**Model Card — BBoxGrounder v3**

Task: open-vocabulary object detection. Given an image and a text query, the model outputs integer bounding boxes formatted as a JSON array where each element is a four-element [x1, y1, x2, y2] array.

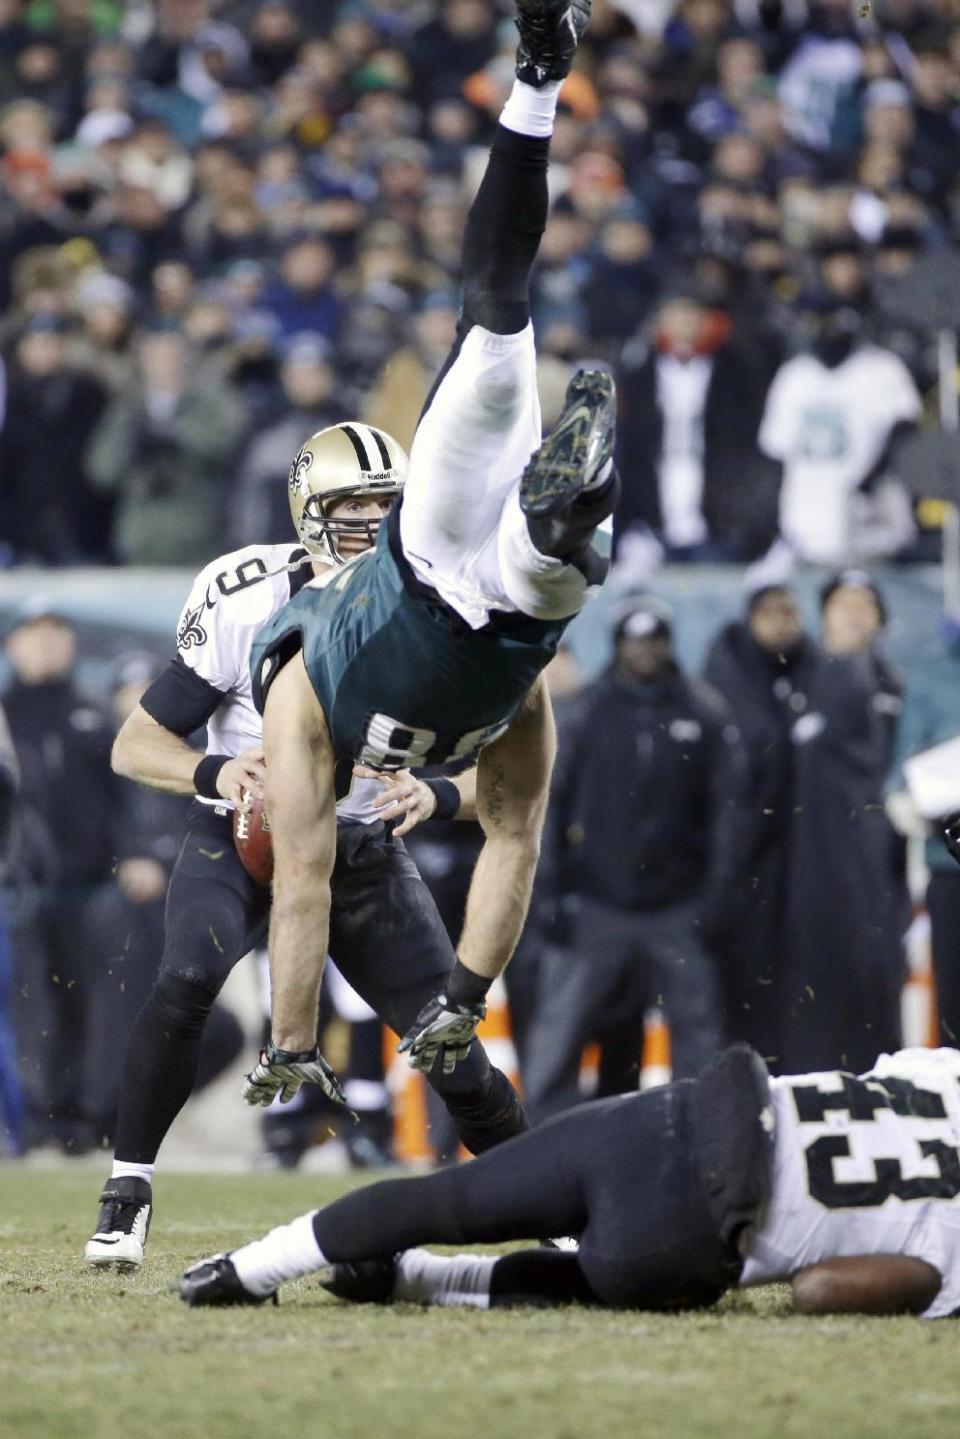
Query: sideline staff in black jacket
[[522, 597, 749, 1119], [704, 584, 903, 1073], [3, 602, 115, 1151]]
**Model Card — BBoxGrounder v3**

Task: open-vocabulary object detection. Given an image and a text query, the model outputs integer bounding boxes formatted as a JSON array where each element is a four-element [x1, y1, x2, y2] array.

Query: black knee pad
[[444, 1067, 529, 1156], [150, 973, 218, 1038]]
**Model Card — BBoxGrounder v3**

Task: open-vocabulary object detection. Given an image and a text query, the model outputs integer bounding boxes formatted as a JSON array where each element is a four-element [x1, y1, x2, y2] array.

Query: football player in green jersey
[[242, 0, 619, 1108]]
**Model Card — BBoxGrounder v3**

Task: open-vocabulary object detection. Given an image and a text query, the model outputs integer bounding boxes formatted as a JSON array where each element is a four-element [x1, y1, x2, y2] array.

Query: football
[[233, 790, 273, 887]]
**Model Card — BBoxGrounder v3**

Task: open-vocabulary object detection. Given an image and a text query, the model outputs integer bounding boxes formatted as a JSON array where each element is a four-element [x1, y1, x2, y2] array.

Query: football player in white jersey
[[84, 424, 528, 1271], [182, 1043, 960, 1318]]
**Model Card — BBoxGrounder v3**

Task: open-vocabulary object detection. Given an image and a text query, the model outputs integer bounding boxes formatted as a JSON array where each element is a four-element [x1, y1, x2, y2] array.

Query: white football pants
[[400, 323, 600, 630]]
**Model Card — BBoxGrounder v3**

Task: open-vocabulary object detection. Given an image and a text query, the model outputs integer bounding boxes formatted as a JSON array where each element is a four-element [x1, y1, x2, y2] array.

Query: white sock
[[500, 78, 561, 138], [230, 1212, 325, 1298], [111, 1160, 155, 1186], [583, 456, 614, 492], [394, 1248, 496, 1309]]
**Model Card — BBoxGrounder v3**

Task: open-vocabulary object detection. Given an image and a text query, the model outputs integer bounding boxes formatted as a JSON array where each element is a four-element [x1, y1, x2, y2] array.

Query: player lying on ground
[[181, 1043, 960, 1319], [243, 0, 618, 1113]]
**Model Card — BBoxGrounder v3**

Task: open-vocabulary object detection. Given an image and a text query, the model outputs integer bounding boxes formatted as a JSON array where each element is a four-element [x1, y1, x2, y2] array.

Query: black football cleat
[[179, 1253, 277, 1307], [515, 0, 591, 89], [520, 369, 616, 520], [85, 1177, 153, 1270], [319, 1256, 398, 1305]]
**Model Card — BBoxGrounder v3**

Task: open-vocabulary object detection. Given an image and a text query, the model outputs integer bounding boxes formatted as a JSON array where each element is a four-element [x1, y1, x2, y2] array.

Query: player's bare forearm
[[452, 765, 478, 821], [112, 703, 265, 805], [791, 1256, 941, 1315], [262, 654, 337, 1052], [267, 881, 333, 1051], [457, 832, 541, 980], [457, 676, 556, 981], [111, 705, 204, 793]]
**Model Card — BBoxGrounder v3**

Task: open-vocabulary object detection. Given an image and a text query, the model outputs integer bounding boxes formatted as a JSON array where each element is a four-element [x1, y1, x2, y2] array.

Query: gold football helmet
[[288, 422, 408, 565]]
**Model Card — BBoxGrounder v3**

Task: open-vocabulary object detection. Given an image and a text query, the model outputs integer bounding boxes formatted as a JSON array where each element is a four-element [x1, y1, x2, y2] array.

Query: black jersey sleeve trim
[[251, 623, 344, 794], [251, 624, 306, 716], [140, 657, 227, 737]]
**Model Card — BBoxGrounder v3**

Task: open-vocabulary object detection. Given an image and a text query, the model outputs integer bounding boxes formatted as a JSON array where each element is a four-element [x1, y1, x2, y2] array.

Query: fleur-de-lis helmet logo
[[289, 445, 313, 495]]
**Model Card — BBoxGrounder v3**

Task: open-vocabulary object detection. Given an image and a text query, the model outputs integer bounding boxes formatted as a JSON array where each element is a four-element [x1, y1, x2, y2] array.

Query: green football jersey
[[251, 516, 564, 789]]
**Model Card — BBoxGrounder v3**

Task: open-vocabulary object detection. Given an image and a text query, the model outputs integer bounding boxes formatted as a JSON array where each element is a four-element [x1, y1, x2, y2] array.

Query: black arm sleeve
[[139, 656, 226, 737]]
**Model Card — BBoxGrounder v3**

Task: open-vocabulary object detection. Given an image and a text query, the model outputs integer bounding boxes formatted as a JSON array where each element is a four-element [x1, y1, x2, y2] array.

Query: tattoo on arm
[[485, 763, 506, 830], [512, 681, 542, 728]]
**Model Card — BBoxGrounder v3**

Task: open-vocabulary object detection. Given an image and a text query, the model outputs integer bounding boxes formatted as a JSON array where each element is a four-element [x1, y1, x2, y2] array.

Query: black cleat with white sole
[[319, 1256, 398, 1305], [515, 0, 592, 89], [85, 1177, 153, 1270], [520, 369, 616, 520], [179, 1253, 277, 1307]]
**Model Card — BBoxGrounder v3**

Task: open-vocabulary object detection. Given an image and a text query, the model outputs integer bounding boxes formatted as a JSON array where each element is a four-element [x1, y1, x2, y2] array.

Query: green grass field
[[0, 1168, 956, 1439]]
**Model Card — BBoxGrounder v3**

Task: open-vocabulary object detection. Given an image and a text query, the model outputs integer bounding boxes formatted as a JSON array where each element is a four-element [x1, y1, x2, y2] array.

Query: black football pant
[[313, 1080, 736, 1310], [522, 896, 725, 1122], [83, 882, 244, 1147], [113, 804, 525, 1164]]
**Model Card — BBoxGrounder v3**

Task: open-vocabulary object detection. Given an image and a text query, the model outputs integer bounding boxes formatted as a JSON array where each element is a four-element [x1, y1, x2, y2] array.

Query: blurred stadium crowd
[[0, 0, 958, 568], [0, 0, 959, 1164]]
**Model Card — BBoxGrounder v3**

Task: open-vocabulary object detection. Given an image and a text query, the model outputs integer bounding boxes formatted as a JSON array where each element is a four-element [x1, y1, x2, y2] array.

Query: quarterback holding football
[[87, 0, 617, 1270], [83, 423, 522, 1269]]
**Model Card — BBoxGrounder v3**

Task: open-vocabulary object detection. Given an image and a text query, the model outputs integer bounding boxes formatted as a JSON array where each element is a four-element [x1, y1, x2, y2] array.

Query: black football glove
[[241, 1041, 350, 1109], [398, 994, 487, 1076], [942, 812, 960, 867]]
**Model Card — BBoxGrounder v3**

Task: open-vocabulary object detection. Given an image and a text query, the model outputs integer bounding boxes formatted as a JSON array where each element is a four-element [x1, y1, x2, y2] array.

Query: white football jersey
[[759, 346, 920, 565], [175, 543, 381, 823], [740, 1048, 960, 1318]]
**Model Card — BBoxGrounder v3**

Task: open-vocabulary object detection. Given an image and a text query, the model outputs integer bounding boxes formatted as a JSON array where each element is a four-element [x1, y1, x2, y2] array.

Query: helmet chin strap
[[254, 544, 369, 590], [242, 531, 370, 587], [297, 522, 338, 568]]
